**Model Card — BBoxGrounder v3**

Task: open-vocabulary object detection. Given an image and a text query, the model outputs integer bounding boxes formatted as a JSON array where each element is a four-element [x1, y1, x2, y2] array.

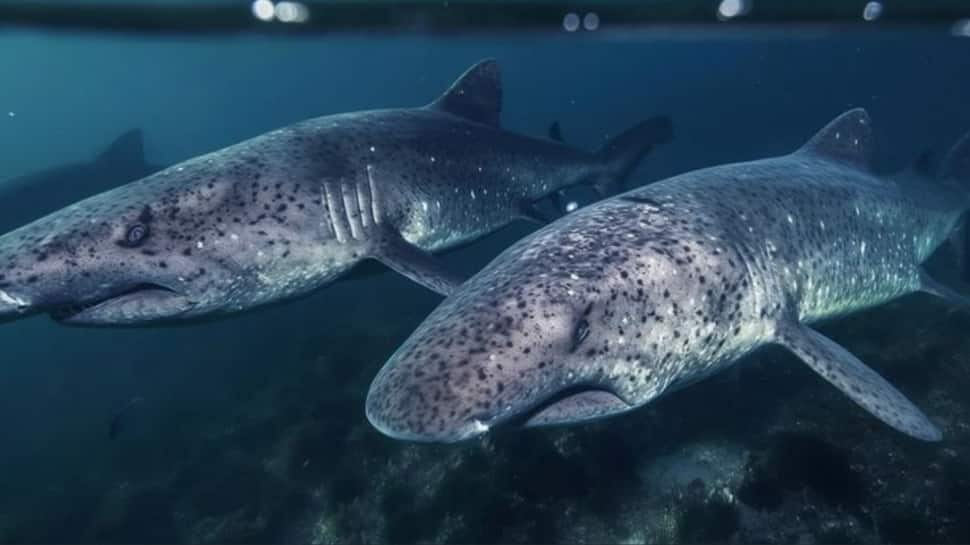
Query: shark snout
[[365, 343, 582, 443], [0, 234, 202, 326], [366, 295, 605, 442], [0, 271, 198, 326], [365, 346, 507, 443], [0, 210, 215, 326], [365, 354, 632, 443], [365, 395, 493, 443], [365, 296, 644, 442], [0, 287, 33, 320]]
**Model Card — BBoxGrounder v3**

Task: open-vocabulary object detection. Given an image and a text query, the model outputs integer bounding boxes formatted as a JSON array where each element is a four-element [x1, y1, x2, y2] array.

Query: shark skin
[[0, 129, 162, 234], [0, 59, 672, 326], [366, 109, 970, 444]]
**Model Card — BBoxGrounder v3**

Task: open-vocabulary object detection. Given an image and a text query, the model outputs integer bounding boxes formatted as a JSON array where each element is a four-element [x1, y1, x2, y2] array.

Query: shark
[[0, 129, 162, 234], [0, 59, 671, 325], [366, 108, 970, 443]]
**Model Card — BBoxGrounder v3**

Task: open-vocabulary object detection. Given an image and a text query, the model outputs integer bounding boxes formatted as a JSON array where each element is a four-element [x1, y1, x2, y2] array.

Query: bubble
[[6, 111, 14, 118], [862, 1, 883, 21], [565, 201, 579, 213], [251, 0, 275, 21], [583, 12, 600, 31], [275, 1, 309, 23], [562, 12, 580, 32], [952, 19, 970, 37], [717, 0, 748, 20]]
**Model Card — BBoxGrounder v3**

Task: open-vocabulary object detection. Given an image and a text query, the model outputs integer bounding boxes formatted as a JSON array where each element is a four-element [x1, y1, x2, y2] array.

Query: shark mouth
[[511, 384, 633, 429], [49, 283, 184, 323]]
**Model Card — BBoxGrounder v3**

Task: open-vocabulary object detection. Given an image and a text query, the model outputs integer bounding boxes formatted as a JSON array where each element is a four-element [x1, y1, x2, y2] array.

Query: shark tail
[[591, 116, 673, 197], [941, 130, 970, 282]]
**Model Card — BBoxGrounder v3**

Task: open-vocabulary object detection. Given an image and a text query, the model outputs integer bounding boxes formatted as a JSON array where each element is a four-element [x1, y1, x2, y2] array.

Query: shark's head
[[366, 264, 645, 443], [0, 156, 272, 326], [366, 201, 702, 442]]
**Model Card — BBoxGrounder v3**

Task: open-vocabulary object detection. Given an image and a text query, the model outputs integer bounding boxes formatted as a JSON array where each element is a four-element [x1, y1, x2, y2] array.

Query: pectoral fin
[[774, 322, 942, 441], [374, 231, 465, 296]]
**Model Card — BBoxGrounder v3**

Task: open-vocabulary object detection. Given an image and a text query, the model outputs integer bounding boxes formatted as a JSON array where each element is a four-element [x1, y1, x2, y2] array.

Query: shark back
[[614, 109, 964, 324]]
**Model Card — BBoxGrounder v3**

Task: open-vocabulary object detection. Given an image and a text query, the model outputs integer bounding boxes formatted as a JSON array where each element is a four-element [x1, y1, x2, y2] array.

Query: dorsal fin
[[548, 121, 564, 142], [426, 59, 501, 127], [797, 108, 873, 169], [97, 128, 145, 166]]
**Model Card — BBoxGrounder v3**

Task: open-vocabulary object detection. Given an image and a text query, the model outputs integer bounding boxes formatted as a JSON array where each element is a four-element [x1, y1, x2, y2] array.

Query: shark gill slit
[[324, 181, 348, 244], [320, 183, 338, 242], [341, 181, 361, 240], [366, 165, 382, 225], [356, 176, 372, 229]]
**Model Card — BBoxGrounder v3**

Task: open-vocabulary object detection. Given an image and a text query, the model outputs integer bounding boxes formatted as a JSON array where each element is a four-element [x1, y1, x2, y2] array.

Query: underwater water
[[1, 7, 970, 544]]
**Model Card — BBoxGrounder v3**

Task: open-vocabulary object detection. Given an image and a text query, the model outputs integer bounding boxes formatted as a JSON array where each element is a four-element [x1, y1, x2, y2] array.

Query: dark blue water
[[0, 25, 969, 543]]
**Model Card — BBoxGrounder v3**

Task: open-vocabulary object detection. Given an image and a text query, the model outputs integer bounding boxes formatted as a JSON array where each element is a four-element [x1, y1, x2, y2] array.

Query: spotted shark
[[366, 108, 970, 443], [0, 59, 671, 325], [0, 129, 162, 234]]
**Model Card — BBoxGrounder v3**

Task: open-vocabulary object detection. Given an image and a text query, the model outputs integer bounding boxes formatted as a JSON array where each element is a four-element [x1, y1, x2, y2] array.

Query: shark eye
[[570, 303, 594, 353], [571, 319, 590, 353], [120, 223, 149, 247]]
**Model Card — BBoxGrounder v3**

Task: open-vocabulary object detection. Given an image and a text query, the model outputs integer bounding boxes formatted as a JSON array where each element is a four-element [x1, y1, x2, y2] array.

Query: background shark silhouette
[[0, 129, 163, 234]]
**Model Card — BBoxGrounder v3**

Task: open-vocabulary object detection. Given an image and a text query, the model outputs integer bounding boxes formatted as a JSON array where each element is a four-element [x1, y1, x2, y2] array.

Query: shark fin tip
[[98, 128, 146, 166], [798, 108, 873, 169], [427, 59, 502, 127]]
